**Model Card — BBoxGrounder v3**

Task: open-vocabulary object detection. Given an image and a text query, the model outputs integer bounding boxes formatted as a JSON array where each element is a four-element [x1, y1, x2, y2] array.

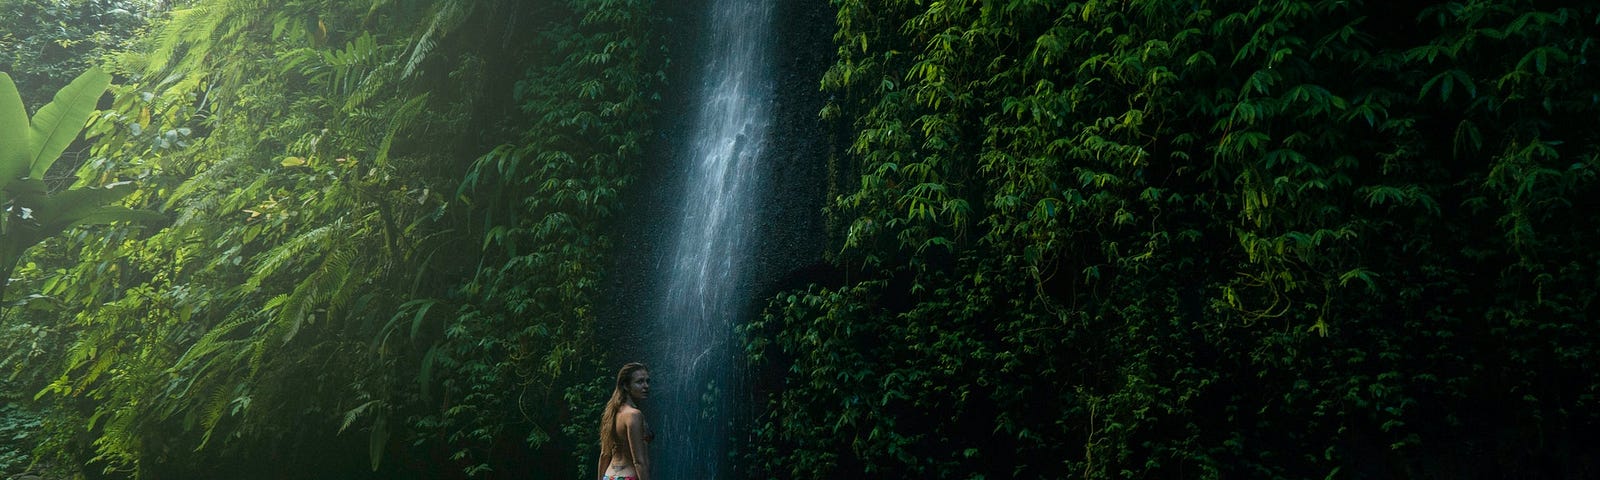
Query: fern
[[245, 223, 338, 289]]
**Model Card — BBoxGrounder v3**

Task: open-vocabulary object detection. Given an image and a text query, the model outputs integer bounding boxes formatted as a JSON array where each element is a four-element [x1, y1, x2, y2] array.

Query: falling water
[[654, 0, 775, 479]]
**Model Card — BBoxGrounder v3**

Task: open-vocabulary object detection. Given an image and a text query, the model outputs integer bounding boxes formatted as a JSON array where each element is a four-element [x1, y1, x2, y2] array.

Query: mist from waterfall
[[653, 0, 776, 478]]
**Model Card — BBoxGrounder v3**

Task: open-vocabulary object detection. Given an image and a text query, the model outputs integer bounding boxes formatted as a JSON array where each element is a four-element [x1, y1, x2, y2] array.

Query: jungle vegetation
[[2, 0, 662, 477], [743, 0, 1600, 479], [0, 0, 1597, 479]]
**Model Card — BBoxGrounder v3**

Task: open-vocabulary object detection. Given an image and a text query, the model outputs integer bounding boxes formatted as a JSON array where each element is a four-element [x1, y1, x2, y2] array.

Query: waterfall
[[654, 0, 776, 478]]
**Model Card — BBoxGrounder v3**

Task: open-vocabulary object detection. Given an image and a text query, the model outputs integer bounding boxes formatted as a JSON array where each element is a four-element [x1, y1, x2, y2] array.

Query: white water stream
[[654, 0, 776, 478]]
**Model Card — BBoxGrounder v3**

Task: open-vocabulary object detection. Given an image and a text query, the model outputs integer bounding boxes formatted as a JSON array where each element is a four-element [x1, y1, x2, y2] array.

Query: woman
[[598, 362, 653, 480]]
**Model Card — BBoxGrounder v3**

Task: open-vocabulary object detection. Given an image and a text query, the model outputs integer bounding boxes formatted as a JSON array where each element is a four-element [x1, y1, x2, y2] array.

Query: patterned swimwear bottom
[[603, 476, 637, 480]]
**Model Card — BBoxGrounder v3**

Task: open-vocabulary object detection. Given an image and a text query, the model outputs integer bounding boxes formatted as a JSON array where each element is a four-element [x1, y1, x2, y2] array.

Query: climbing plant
[[745, 1, 1600, 479], [434, 0, 665, 476]]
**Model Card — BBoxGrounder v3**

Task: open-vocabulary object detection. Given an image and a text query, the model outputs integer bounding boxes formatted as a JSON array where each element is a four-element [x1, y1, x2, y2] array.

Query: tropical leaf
[[0, 74, 30, 187], [25, 67, 111, 179]]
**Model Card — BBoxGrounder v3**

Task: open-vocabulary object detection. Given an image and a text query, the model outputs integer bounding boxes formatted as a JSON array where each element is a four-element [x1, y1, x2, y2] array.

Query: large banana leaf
[[0, 74, 30, 189], [26, 68, 111, 179]]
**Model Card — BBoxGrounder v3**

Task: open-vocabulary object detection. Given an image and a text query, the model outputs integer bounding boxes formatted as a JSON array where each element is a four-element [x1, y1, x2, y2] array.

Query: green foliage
[[0, 403, 41, 474], [748, 0, 1600, 478], [429, 0, 665, 476], [0, 0, 153, 109], [0, 0, 670, 478], [0, 0, 669, 478], [0, 67, 161, 302], [20, 0, 455, 466]]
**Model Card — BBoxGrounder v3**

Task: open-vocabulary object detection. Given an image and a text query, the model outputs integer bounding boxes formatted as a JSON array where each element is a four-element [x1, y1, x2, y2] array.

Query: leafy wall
[[744, 0, 1600, 478]]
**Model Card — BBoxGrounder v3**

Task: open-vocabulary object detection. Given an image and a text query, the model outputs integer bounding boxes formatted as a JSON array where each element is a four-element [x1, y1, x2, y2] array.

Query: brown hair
[[599, 362, 648, 456]]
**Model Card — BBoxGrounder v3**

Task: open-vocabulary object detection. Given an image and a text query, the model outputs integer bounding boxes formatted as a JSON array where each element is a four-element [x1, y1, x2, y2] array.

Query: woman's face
[[625, 369, 651, 402]]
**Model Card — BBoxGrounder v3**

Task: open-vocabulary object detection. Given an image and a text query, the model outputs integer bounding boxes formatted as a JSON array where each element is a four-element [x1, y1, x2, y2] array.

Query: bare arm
[[597, 449, 612, 480], [623, 411, 651, 480]]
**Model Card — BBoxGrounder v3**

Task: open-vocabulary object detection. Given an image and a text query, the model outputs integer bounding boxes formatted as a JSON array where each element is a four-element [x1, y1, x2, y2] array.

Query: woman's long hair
[[600, 362, 649, 456]]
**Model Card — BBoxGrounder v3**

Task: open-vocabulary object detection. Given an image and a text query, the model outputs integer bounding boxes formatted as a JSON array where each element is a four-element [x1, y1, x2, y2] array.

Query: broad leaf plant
[[0, 68, 160, 301]]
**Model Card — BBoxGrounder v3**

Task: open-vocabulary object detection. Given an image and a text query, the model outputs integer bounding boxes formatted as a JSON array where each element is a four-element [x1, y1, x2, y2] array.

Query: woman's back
[[598, 363, 651, 480], [610, 406, 646, 465]]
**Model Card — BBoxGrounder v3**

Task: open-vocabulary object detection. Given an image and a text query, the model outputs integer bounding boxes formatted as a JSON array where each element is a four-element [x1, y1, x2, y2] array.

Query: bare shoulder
[[617, 406, 644, 426]]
